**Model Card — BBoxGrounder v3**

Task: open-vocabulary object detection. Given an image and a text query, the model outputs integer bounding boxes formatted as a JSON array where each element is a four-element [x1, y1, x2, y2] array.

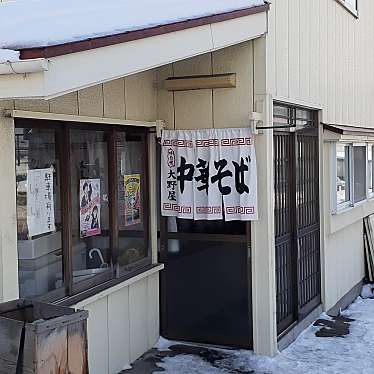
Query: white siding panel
[[309, 0, 320, 105], [129, 278, 149, 362], [319, 0, 328, 123], [326, 0, 336, 124], [334, 7, 343, 125], [324, 220, 365, 310], [288, 0, 300, 100], [275, 0, 289, 98], [299, 0, 310, 102], [271, 0, 374, 128], [108, 287, 131, 374], [84, 298, 109, 374], [147, 273, 160, 347], [267, 0, 277, 97]]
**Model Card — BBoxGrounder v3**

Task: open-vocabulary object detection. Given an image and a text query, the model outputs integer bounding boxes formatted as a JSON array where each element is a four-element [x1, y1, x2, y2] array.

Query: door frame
[[273, 103, 321, 335], [159, 216, 253, 348]]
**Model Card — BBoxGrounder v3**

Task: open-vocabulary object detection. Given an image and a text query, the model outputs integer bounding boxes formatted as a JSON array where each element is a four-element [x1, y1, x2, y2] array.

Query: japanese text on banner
[[161, 128, 258, 221]]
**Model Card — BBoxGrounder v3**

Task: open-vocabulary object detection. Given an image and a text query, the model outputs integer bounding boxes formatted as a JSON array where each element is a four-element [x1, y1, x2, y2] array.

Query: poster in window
[[124, 174, 141, 226], [79, 179, 101, 238], [27, 168, 56, 237]]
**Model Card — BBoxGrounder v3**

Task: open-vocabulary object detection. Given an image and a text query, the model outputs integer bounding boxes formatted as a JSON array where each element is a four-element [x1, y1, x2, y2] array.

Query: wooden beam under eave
[[164, 73, 236, 91]]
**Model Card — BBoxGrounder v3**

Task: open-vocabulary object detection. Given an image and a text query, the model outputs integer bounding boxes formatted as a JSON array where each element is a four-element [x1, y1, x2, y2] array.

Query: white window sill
[[335, 198, 367, 215], [73, 263, 164, 309], [329, 198, 374, 234]]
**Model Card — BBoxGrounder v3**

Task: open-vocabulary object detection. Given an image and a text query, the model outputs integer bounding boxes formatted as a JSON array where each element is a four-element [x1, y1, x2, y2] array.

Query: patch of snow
[[0, 49, 20, 63], [158, 297, 374, 373], [155, 337, 176, 351], [158, 355, 230, 374], [361, 284, 374, 299], [0, 0, 265, 50]]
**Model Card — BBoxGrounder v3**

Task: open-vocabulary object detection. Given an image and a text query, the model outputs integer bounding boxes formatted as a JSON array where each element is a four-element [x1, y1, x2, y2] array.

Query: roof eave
[[18, 3, 269, 60]]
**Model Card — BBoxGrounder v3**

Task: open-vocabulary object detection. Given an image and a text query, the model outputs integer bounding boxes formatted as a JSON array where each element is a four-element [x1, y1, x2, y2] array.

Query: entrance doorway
[[160, 219, 252, 348], [273, 104, 321, 334]]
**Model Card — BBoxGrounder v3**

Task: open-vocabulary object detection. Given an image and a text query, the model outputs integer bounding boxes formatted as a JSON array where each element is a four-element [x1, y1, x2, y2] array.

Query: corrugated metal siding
[[269, 0, 374, 127]]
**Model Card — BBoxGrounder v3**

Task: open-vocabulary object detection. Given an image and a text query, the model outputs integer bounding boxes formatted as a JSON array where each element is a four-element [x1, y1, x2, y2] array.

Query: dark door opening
[[160, 219, 253, 348], [273, 104, 321, 335]]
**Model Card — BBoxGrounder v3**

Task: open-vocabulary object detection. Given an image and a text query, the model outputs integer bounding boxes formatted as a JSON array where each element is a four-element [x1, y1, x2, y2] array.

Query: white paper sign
[[161, 128, 258, 221], [27, 168, 55, 237]]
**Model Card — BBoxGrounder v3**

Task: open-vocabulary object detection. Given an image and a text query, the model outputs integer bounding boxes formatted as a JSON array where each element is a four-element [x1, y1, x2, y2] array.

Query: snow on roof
[[0, 0, 265, 63], [0, 49, 20, 63]]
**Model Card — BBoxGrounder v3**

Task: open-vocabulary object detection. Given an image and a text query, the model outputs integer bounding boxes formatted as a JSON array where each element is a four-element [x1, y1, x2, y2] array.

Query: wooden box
[[0, 299, 89, 374]]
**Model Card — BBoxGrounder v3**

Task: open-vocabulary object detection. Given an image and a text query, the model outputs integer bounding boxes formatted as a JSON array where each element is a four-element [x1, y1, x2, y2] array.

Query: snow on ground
[[361, 283, 374, 299], [0, 0, 265, 51], [157, 296, 374, 374]]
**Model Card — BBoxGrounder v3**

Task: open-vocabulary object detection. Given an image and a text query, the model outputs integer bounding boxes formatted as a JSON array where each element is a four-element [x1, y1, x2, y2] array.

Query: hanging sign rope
[[161, 128, 258, 221]]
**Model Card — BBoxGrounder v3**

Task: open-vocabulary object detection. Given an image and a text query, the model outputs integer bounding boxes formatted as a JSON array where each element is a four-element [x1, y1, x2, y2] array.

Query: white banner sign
[[161, 128, 258, 221], [27, 168, 55, 237]]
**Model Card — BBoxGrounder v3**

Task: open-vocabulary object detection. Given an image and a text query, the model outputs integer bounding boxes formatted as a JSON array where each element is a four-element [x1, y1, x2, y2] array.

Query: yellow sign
[[124, 174, 141, 226]]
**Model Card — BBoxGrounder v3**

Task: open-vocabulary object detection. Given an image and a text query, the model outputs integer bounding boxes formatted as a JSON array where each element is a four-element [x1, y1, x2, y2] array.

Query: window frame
[[335, 0, 358, 17], [15, 118, 152, 302], [368, 145, 374, 199], [332, 141, 374, 214], [332, 142, 352, 212], [352, 144, 367, 204]]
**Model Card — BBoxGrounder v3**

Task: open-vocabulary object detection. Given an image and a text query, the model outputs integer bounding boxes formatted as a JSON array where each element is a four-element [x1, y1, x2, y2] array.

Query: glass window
[[273, 105, 291, 131], [336, 143, 350, 205], [116, 131, 150, 274], [15, 122, 152, 301], [70, 129, 112, 285], [15, 127, 64, 299], [353, 146, 366, 203], [368, 146, 373, 197]]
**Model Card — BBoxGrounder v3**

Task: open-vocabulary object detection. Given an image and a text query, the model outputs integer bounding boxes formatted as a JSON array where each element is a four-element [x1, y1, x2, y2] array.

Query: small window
[[15, 127, 64, 299], [368, 146, 373, 197], [333, 142, 373, 213], [116, 132, 150, 274], [353, 146, 366, 203], [70, 129, 112, 286], [15, 121, 152, 302], [336, 143, 350, 206]]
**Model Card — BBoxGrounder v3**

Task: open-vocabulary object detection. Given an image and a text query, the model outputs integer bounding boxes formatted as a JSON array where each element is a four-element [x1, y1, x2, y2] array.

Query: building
[[0, 0, 372, 372]]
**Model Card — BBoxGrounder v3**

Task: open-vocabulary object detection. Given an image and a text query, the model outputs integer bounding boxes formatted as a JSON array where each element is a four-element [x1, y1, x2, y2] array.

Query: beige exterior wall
[[268, 0, 374, 127], [1, 69, 158, 121], [156, 41, 255, 130], [269, 0, 369, 314]]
